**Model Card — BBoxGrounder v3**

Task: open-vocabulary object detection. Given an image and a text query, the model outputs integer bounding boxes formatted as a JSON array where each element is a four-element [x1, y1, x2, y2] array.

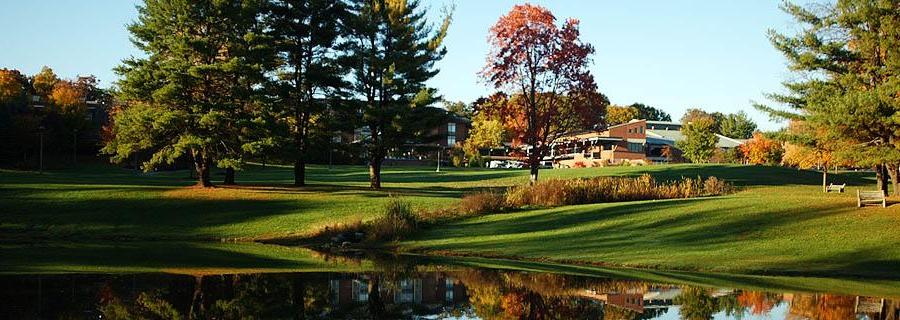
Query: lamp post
[[38, 125, 45, 174], [436, 146, 442, 172]]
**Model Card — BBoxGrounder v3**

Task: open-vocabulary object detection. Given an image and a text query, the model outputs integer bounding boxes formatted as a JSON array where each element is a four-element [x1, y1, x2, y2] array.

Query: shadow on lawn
[[0, 242, 355, 274], [410, 194, 900, 279], [0, 186, 323, 241]]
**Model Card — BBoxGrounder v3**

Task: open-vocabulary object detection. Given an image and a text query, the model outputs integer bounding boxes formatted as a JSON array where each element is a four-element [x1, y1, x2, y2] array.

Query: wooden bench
[[858, 190, 886, 208], [826, 183, 846, 193]]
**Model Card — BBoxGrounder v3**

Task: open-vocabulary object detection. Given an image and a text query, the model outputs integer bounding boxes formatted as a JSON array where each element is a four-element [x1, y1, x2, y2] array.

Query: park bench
[[857, 190, 886, 208], [826, 183, 846, 193]]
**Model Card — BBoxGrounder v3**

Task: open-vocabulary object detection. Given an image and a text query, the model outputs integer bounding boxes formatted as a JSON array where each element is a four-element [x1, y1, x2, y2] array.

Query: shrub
[[459, 190, 508, 215], [506, 174, 732, 207], [368, 198, 418, 242]]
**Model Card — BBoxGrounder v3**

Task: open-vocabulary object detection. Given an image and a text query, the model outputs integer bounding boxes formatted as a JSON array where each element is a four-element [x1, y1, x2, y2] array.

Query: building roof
[[647, 129, 746, 148]]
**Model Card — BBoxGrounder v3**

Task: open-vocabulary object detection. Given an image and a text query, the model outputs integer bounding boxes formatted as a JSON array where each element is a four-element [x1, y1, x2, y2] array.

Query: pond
[[1, 243, 898, 319]]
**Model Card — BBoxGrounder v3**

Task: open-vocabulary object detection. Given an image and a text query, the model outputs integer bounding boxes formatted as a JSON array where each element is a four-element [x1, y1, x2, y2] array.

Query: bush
[[368, 198, 418, 242], [459, 191, 508, 215], [506, 174, 732, 207]]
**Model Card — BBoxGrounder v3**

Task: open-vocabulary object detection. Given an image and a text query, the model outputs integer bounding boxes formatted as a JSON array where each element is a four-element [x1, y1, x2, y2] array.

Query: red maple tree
[[480, 4, 605, 183]]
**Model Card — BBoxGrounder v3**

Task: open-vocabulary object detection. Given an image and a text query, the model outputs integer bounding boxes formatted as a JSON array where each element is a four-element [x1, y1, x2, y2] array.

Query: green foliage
[[31, 66, 59, 97], [761, 0, 900, 192], [443, 100, 472, 118], [109, 0, 270, 185], [630, 102, 672, 122], [341, 0, 453, 187], [720, 111, 757, 139], [678, 116, 719, 163]]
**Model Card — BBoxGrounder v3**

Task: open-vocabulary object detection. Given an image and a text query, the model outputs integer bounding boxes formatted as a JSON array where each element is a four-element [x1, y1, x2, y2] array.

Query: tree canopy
[[481, 3, 606, 183]]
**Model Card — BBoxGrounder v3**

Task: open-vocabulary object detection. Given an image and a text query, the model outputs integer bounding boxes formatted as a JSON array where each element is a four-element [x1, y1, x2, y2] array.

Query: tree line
[[103, 0, 452, 188], [0, 67, 111, 168]]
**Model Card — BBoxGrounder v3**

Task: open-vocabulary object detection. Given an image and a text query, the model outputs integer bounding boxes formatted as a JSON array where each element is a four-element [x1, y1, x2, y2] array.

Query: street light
[[436, 146, 442, 172]]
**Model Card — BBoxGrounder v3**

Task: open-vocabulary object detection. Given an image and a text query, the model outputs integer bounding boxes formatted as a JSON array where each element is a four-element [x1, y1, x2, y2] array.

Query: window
[[447, 122, 457, 145], [628, 142, 643, 153], [639, 126, 644, 133]]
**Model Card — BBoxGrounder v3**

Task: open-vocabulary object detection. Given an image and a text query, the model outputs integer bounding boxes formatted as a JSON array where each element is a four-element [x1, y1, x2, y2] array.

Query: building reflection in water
[[0, 270, 898, 319]]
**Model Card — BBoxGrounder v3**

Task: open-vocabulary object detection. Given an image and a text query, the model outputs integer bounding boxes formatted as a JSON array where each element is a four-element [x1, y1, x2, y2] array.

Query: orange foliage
[[0, 69, 25, 103], [50, 80, 86, 113], [737, 291, 779, 315], [739, 132, 783, 165]]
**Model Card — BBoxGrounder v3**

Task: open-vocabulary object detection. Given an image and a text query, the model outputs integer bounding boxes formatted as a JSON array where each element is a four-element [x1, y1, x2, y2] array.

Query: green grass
[[400, 165, 900, 279], [2, 162, 900, 278]]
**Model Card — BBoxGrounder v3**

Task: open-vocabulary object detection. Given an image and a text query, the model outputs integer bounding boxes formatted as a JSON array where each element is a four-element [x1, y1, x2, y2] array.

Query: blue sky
[[0, 0, 795, 130]]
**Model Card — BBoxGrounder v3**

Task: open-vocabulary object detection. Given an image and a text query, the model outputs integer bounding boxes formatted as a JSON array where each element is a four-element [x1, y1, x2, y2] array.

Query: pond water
[[2, 264, 898, 319]]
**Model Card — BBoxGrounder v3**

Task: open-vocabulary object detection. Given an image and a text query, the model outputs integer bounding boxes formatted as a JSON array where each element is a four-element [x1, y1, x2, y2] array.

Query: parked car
[[506, 161, 526, 169], [488, 160, 507, 169]]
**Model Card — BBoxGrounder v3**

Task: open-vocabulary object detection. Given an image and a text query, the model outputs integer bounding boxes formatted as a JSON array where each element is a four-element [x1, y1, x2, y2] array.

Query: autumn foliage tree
[[481, 4, 606, 183], [739, 132, 784, 165]]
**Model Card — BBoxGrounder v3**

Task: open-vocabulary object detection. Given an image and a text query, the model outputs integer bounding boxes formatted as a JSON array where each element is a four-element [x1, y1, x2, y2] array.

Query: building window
[[639, 126, 644, 133], [628, 142, 643, 153], [447, 122, 457, 145]]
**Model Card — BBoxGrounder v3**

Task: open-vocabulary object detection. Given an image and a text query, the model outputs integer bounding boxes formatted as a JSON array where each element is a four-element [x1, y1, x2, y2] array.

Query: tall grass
[[368, 198, 418, 242], [506, 174, 731, 207]]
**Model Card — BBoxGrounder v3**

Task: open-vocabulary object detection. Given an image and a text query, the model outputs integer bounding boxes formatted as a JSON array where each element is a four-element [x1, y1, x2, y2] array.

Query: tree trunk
[[369, 155, 382, 189], [224, 167, 235, 185], [822, 167, 828, 193], [294, 158, 305, 187], [888, 163, 899, 196], [875, 164, 889, 194], [193, 150, 212, 187], [528, 147, 541, 184]]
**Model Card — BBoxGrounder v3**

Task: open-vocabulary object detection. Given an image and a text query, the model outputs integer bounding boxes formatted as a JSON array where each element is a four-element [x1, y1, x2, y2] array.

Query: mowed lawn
[[3, 162, 900, 278], [400, 165, 900, 278]]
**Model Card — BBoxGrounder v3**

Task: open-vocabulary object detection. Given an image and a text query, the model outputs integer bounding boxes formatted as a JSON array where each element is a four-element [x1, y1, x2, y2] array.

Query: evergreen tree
[[341, 0, 452, 188], [719, 111, 757, 139], [106, 0, 268, 187], [266, 0, 347, 186], [759, 0, 900, 194]]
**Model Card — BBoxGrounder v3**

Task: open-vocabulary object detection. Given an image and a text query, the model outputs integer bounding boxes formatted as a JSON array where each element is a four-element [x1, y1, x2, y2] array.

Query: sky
[[0, 0, 797, 130]]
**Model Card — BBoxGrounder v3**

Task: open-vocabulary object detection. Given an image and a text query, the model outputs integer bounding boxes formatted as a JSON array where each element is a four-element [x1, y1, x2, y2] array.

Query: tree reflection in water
[[0, 270, 898, 319]]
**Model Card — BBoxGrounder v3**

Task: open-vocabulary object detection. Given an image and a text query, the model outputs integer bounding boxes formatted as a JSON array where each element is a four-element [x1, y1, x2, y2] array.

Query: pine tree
[[106, 0, 268, 187], [759, 0, 900, 194], [341, 0, 452, 189], [266, 0, 347, 187]]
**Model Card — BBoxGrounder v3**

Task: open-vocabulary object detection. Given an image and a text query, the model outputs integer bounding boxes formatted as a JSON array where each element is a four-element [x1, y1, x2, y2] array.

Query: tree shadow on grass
[[0, 242, 362, 274], [0, 188, 329, 241]]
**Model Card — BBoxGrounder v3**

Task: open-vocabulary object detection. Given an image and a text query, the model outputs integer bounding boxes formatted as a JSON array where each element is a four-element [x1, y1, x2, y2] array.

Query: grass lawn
[[2, 162, 900, 278], [400, 165, 900, 279]]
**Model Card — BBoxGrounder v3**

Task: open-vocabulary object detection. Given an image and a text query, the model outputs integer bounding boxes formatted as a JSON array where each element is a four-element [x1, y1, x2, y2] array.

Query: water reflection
[[2, 270, 898, 319]]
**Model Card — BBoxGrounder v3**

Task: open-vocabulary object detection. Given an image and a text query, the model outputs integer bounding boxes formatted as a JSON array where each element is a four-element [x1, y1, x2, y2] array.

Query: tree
[[740, 132, 783, 165], [31, 66, 59, 97], [442, 100, 472, 118], [481, 4, 605, 183], [681, 108, 724, 134], [0, 69, 27, 105], [463, 110, 506, 159], [267, 0, 347, 186], [720, 111, 757, 139], [342, 0, 452, 188], [760, 0, 900, 195], [677, 115, 718, 163], [630, 103, 671, 122], [106, 0, 268, 187], [606, 105, 638, 126], [49, 80, 85, 114]]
